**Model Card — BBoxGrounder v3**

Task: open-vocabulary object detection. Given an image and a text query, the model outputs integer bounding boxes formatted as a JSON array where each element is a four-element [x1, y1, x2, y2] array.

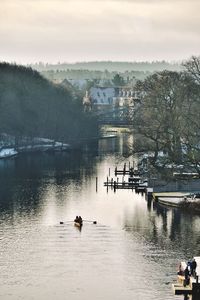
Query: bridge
[[94, 106, 135, 125], [83, 87, 141, 125]]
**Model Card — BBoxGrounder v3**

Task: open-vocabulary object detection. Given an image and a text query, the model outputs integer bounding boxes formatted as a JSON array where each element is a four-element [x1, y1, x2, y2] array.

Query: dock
[[104, 162, 149, 195], [104, 180, 147, 190], [114, 163, 140, 177], [172, 257, 200, 299], [172, 282, 192, 295], [172, 281, 200, 298]]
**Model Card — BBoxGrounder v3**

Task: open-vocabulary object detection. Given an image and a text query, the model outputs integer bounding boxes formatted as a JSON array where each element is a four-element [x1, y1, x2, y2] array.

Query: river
[[0, 132, 199, 300]]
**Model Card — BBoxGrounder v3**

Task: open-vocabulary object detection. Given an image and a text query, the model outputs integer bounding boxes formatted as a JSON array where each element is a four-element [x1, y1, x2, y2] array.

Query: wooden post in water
[[114, 180, 116, 192], [96, 177, 98, 192], [123, 163, 126, 175], [122, 176, 125, 187]]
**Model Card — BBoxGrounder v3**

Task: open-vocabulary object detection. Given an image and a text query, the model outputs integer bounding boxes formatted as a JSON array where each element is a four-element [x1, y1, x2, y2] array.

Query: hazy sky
[[0, 0, 199, 63]]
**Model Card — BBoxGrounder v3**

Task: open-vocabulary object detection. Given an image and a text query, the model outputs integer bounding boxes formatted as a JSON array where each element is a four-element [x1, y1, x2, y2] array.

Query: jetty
[[114, 163, 140, 176], [105, 162, 200, 205], [104, 162, 149, 194], [172, 257, 200, 299], [104, 179, 147, 190]]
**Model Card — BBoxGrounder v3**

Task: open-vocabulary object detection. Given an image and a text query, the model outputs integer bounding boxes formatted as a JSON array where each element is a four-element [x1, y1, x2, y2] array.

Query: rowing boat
[[74, 221, 83, 228]]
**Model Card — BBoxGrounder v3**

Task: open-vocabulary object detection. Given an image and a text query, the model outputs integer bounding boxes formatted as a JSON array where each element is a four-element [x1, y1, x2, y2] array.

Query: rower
[[74, 216, 79, 222], [78, 216, 83, 224]]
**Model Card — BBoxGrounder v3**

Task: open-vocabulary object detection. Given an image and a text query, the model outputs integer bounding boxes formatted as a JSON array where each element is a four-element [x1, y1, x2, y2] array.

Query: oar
[[83, 220, 97, 224], [60, 221, 74, 224], [60, 220, 97, 225]]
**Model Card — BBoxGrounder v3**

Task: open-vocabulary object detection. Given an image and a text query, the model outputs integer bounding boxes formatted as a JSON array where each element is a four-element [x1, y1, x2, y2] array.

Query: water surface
[[0, 134, 199, 300]]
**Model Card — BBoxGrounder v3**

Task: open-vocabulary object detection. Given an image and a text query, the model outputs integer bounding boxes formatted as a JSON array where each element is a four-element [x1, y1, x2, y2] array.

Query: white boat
[[0, 148, 18, 159], [154, 192, 200, 208]]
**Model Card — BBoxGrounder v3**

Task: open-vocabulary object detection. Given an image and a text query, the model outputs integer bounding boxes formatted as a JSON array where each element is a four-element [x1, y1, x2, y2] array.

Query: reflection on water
[[0, 133, 200, 300]]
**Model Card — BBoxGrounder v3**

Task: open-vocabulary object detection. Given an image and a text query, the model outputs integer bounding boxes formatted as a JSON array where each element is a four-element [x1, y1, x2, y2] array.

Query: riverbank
[[0, 133, 118, 158]]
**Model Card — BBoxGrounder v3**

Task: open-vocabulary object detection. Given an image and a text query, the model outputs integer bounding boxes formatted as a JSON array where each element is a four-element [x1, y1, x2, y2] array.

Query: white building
[[83, 86, 141, 112]]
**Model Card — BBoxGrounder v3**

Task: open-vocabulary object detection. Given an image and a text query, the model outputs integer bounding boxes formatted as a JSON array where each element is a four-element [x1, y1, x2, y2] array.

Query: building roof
[[90, 87, 116, 105]]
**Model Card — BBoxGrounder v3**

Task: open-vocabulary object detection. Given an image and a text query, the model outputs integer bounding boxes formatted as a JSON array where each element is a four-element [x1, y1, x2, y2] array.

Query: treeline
[[0, 63, 98, 146], [31, 60, 183, 85], [40, 69, 148, 83], [30, 61, 182, 72], [133, 56, 200, 174]]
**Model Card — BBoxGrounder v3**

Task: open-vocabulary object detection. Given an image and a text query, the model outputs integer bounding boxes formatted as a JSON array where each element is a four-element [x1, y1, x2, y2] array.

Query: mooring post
[[123, 163, 126, 175], [96, 177, 98, 192], [114, 180, 116, 192], [146, 188, 153, 201], [122, 176, 125, 186]]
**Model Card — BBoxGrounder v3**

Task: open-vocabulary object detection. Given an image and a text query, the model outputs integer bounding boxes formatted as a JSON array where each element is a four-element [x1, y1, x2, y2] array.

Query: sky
[[0, 0, 200, 64]]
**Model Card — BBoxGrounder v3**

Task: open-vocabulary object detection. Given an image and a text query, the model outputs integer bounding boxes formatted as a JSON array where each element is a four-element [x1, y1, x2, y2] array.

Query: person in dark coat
[[78, 216, 83, 225], [74, 216, 79, 222], [191, 259, 197, 277], [184, 266, 190, 286]]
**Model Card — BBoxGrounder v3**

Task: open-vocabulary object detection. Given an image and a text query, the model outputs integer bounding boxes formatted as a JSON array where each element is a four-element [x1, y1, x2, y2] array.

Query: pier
[[104, 180, 147, 190], [114, 163, 140, 176], [172, 257, 200, 299], [104, 162, 150, 196]]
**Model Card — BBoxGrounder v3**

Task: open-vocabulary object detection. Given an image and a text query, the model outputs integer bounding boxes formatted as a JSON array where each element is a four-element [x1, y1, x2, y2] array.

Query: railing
[[94, 107, 135, 125]]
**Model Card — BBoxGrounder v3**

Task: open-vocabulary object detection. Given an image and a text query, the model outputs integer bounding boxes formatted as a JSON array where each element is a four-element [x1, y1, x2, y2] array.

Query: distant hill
[[30, 61, 183, 85], [0, 63, 98, 145], [30, 61, 183, 73], [39, 69, 149, 84]]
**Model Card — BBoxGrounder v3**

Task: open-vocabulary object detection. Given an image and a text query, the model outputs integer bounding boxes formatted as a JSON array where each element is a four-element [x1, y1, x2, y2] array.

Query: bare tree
[[133, 70, 200, 173], [183, 56, 200, 84]]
